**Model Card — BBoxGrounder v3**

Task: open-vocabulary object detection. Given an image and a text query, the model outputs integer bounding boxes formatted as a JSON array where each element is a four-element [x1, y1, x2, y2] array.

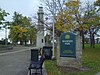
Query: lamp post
[[52, 17, 55, 59], [52, 1, 55, 59]]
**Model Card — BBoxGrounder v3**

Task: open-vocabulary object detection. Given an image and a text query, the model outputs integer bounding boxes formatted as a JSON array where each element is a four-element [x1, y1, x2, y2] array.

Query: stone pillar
[[37, 7, 44, 33], [57, 32, 82, 69], [36, 7, 45, 48]]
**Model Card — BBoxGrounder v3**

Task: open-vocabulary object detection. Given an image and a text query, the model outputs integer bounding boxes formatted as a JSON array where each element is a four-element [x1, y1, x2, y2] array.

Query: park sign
[[60, 32, 76, 58]]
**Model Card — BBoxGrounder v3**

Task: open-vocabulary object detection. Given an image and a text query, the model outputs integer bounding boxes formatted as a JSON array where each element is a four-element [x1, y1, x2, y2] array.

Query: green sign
[[60, 32, 76, 57]]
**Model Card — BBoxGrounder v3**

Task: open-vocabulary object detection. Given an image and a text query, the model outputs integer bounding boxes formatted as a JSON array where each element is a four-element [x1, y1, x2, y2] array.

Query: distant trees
[[0, 0, 99, 48], [0, 8, 9, 27], [81, 1, 100, 48], [9, 25, 28, 45], [9, 12, 36, 45], [84, 2, 100, 48], [94, 0, 100, 6], [0, 8, 10, 45], [46, 0, 100, 48], [0, 9, 37, 46]]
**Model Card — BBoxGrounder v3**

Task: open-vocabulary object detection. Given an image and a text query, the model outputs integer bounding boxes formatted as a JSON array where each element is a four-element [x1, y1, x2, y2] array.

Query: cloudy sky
[[0, 0, 96, 40], [0, 0, 40, 40], [0, 0, 40, 20]]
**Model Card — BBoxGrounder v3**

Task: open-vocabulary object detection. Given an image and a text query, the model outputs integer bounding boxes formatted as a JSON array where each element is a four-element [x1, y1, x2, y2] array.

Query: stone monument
[[36, 7, 45, 48], [57, 32, 82, 69]]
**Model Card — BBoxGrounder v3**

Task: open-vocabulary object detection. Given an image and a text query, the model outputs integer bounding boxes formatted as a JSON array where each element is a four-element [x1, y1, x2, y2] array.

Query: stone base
[[57, 57, 82, 69]]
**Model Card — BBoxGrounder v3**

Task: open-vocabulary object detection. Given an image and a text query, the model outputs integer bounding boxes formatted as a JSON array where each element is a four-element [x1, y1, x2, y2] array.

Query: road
[[0, 47, 33, 75]]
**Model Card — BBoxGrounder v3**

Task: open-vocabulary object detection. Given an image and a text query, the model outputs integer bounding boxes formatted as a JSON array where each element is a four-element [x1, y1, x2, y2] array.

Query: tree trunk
[[92, 33, 95, 48], [90, 30, 93, 47], [90, 30, 95, 48], [82, 32, 85, 49], [80, 30, 85, 49], [30, 40, 32, 45], [25, 40, 27, 46], [20, 40, 23, 45]]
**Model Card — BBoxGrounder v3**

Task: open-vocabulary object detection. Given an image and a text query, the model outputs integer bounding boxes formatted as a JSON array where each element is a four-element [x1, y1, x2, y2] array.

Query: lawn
[[44, 44, 100, 75]]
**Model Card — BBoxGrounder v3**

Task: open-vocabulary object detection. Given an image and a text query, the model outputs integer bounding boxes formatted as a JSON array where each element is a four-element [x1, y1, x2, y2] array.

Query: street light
[[52, 1, 55, 59], [52, 17, 55, 59]]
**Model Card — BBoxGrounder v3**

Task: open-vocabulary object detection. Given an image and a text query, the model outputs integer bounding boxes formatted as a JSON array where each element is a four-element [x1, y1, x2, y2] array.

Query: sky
[[0, 0, 96, 40], [0, 0, 40, 40], [0, 0, 40, 20]]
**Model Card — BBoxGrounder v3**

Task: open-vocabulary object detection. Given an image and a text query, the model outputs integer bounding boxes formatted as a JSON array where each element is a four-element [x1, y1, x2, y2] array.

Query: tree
[[40, 0, 100, 49], [9, 12, 36, 45], [40, 0, 66, 17], [55, 0, 100, 49], [73, 1, 100, 48], [0, 8, 9, 28], [83, 2, 100, 48], [0, 8, 9, 45], [39, 0, 67, 35], [28, 26, 36, 45], [9, 25, 28, 45], [55, 1, 80, 34], [94, 0, 100, 6], [11, 11, 23, 26]]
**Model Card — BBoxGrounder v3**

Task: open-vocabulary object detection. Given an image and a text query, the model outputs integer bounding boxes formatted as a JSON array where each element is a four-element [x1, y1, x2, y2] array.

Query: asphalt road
[[0, 47, 32, 75]]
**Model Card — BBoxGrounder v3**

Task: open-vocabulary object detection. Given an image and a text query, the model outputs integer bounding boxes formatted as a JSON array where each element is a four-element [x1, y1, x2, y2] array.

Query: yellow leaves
[[19, 28, 28, 38], [10, 25, 28, 39], [55, 12, 76, 32], [55, 0, 80, 33], [79, 24, 90, 31], [20, 27, 28, 33], [65, 0, 80, 8]]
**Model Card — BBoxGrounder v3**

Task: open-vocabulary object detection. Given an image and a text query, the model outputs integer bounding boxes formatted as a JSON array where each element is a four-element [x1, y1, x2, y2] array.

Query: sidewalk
[[27, 64, 47, 75]]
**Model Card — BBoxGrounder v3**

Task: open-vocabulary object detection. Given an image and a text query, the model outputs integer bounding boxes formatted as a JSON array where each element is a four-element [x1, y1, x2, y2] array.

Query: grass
[[44, 44, 100, 75]]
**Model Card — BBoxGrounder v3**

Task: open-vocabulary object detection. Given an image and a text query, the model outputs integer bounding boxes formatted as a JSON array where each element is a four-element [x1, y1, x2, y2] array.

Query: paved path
[[0, 46, 33, 54], [0, 49, 30, 75], [95, 72, 100, 75], [0, 47, 47, 75]]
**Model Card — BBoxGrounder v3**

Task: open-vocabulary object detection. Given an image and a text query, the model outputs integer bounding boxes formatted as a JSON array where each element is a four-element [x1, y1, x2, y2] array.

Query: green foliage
[[9, 12, 36, 45], [28, 26, 36, 44], [11, 11, 31, 27], [45, 44, 100, 75], [55, 1, 100, 34], [0, 8, 9, 26], [94, 0, 100, 26], [83, 5, 100, 27], [94, 0, 100, 6], [65, 0, 80, 8], [9, 25, 27, 43]]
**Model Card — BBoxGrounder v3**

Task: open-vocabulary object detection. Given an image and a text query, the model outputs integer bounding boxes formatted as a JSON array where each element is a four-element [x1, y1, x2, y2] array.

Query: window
[[42, 39, 43, 43]]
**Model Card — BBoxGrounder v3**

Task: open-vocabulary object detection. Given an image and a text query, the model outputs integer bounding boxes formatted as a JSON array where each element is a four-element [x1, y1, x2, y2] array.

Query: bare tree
[[40, 0, 67, 16]]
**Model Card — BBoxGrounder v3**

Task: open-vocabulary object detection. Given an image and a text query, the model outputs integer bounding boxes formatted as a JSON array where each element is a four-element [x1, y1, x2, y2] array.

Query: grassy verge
[[45, 44, 100, 75]]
